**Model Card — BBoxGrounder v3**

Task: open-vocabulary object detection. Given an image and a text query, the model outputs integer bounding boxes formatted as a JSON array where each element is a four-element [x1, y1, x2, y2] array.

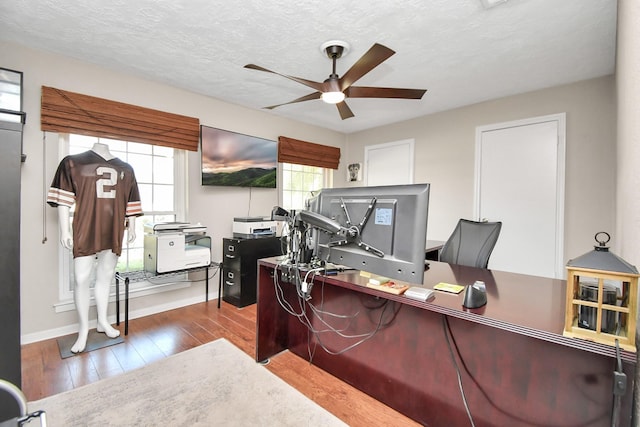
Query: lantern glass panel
[[621, 281, 631, 308], [600, 308, 619, 334]]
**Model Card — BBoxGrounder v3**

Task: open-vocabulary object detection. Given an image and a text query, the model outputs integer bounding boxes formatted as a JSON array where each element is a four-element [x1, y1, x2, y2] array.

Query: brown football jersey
[[47, 150, 143, 258]]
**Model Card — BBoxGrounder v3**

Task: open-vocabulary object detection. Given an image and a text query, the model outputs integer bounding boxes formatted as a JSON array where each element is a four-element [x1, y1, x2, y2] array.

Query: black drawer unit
[[221, 236, 282, 307]]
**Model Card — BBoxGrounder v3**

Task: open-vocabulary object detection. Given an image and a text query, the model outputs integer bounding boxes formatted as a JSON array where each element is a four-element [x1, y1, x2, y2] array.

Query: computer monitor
[[305, 183, 430, 284]]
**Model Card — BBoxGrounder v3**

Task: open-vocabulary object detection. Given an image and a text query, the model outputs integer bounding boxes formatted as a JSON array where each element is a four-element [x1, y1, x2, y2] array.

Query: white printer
[[232, 217, 277, 238], [144, 222, 211, 274]]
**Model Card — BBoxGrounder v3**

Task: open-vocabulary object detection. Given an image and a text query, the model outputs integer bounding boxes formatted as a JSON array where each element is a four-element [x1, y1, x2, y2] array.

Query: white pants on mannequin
[[58, 205, 135, 353], [71, 251, 120, 353]]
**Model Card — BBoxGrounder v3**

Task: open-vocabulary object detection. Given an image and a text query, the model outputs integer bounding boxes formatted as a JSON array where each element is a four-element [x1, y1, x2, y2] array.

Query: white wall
[[344, 75, 616, 266], [3, 39, 619, 343], [616, 1, 640, 264], [2, 41, 345, 341], [615, 0, 640, 416]]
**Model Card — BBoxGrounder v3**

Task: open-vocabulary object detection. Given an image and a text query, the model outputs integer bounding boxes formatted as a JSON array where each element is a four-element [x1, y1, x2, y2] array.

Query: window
[[0, 68, 23, 123], [280, 163, 330, 211], [58, 134, 187, 302]]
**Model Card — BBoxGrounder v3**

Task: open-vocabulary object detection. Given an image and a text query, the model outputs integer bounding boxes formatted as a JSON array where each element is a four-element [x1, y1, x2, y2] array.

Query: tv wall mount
[[325, 197, 385, 258]]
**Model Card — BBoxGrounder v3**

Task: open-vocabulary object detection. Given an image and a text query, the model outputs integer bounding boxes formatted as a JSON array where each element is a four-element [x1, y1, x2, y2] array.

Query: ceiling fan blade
[[339, 43, 395, 91], [264, 92, 322, 110], [346, 86, 427, 99], [244, 64, 324, 92], [336, 101, 355, 120]]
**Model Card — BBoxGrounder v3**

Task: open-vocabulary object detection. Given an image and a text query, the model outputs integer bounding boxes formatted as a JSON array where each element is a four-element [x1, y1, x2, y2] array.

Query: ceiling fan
[[244, 41, 427, 120]]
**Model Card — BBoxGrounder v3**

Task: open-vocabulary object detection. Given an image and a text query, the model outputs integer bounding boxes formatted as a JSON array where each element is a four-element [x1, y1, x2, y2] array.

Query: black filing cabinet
[[222, 236, 282, 307]]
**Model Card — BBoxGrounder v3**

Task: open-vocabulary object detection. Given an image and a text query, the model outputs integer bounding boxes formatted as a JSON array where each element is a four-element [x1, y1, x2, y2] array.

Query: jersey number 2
[[96, 166, 117, 199]]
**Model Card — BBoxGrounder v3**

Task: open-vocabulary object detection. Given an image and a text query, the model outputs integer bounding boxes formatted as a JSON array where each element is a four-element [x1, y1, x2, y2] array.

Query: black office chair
[[439, 219, 502, 268]]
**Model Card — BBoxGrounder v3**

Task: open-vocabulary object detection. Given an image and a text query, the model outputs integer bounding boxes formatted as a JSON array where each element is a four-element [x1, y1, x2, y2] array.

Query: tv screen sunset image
[[201, 126, 277, 188]]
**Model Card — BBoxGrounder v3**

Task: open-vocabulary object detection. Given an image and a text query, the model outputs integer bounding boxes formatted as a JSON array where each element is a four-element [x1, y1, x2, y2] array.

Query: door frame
[[364, 139, 414, 186], [474, 113, 566, 278]]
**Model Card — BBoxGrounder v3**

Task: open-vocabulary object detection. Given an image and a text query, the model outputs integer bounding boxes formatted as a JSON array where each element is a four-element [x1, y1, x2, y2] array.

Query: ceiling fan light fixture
[[321, 91, 345, 104], [245, 42, 426, 120], [320, 40, 350, 58]]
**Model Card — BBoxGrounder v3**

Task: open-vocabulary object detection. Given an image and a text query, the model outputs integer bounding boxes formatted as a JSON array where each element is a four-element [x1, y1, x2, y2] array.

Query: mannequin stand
[[56, 328, 124, 359]]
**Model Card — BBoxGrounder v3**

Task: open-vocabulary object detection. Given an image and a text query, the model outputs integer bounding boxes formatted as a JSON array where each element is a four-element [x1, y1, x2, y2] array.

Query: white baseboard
[[21, 291, 219, 345]]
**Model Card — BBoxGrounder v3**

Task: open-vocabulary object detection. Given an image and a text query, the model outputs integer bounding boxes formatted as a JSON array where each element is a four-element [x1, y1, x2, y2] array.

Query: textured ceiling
[[0, 0, 617, 133]]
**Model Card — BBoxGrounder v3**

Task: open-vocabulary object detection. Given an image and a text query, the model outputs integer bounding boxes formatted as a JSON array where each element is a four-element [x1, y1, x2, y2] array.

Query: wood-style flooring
[[21, 299, 418, 426]]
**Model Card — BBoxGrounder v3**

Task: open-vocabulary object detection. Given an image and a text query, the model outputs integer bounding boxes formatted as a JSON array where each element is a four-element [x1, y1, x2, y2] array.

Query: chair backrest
[[439, 219, 502, 268]]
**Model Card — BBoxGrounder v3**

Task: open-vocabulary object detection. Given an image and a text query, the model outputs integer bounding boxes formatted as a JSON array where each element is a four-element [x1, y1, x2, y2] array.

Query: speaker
[[462, 281, 487, 309]]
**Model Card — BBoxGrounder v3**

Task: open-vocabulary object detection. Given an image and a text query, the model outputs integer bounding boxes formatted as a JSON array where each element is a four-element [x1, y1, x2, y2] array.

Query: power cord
[[442, 315, 475, 427], [442, 315, 602, 427], [304, 293, 394, 357], [272, 257, 394, 360]]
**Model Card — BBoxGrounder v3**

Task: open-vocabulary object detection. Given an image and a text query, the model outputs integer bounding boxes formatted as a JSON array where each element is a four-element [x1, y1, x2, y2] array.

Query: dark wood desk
[[426, 239, 445, 261], [256, 258, 635, 427]]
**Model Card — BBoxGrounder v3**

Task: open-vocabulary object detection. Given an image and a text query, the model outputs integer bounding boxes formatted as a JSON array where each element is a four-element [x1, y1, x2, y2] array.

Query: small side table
[[114, 272, 131, 336], [115, 264, 213, 335]]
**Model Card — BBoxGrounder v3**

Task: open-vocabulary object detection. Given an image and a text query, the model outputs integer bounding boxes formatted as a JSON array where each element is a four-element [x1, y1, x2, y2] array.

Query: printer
[[233, 217, 278, 239], [144, 222, 211, 274]]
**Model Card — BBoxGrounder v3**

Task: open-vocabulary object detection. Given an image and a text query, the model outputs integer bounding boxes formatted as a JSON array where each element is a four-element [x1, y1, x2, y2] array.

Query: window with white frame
[[58, 134, 186, 301], [280, 163, 330, 211]]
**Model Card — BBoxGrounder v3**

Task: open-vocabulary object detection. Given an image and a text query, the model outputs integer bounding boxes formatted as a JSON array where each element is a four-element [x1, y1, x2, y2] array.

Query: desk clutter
[[405, 287, 435, 302], [360, 272, 435, 301], [365, 280, 410, 295], [361, 272, 409, 294], [433, 282, 465, 294], [360, 271, 471, 301]]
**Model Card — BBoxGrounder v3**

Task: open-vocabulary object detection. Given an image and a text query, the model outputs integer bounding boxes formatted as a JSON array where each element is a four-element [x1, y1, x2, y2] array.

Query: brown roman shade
[[41, 86, 200, 151], [277, 136, 341, 169]]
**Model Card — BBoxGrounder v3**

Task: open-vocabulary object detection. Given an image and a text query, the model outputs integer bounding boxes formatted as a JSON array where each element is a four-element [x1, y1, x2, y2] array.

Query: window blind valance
[[41, 86, 200, 151], [277, 136, 341, 169]]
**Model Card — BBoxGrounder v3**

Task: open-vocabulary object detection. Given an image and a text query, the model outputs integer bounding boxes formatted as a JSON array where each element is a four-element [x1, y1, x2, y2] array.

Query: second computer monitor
[[308, 183, 430, 284]]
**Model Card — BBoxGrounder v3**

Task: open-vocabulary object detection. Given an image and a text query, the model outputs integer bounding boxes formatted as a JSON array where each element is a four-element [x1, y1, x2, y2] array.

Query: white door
[[365, 139, 414, 186], [475, 114, 565, 278]]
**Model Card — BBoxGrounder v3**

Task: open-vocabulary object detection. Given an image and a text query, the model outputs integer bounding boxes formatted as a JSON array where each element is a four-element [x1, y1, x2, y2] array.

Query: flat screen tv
[[201, 125, 277, 188], [305, 183, 430, 284]]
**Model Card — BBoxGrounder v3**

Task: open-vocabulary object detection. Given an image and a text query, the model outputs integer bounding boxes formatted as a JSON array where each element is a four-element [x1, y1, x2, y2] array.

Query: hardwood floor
[[21, 299, 418, 426]]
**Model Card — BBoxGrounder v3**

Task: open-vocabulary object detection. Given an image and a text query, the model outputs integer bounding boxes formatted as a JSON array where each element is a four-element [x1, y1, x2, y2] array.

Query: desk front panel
[[257, 260, 634, 427]]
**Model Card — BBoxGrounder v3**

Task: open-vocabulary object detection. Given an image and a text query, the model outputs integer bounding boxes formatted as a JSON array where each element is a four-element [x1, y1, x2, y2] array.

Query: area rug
[[30, 338, 347, 426]]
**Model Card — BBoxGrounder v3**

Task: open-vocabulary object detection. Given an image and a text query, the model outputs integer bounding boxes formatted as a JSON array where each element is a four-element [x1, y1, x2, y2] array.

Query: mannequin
[[58, 205, 136, 352], [48, 142, 143, 353], [90, 142, 114, 161]]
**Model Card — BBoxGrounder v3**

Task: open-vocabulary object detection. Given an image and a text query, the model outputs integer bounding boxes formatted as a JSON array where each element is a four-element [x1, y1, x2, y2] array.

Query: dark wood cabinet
[[0, 121, 23, 419], [221, 237, 282, 307]]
